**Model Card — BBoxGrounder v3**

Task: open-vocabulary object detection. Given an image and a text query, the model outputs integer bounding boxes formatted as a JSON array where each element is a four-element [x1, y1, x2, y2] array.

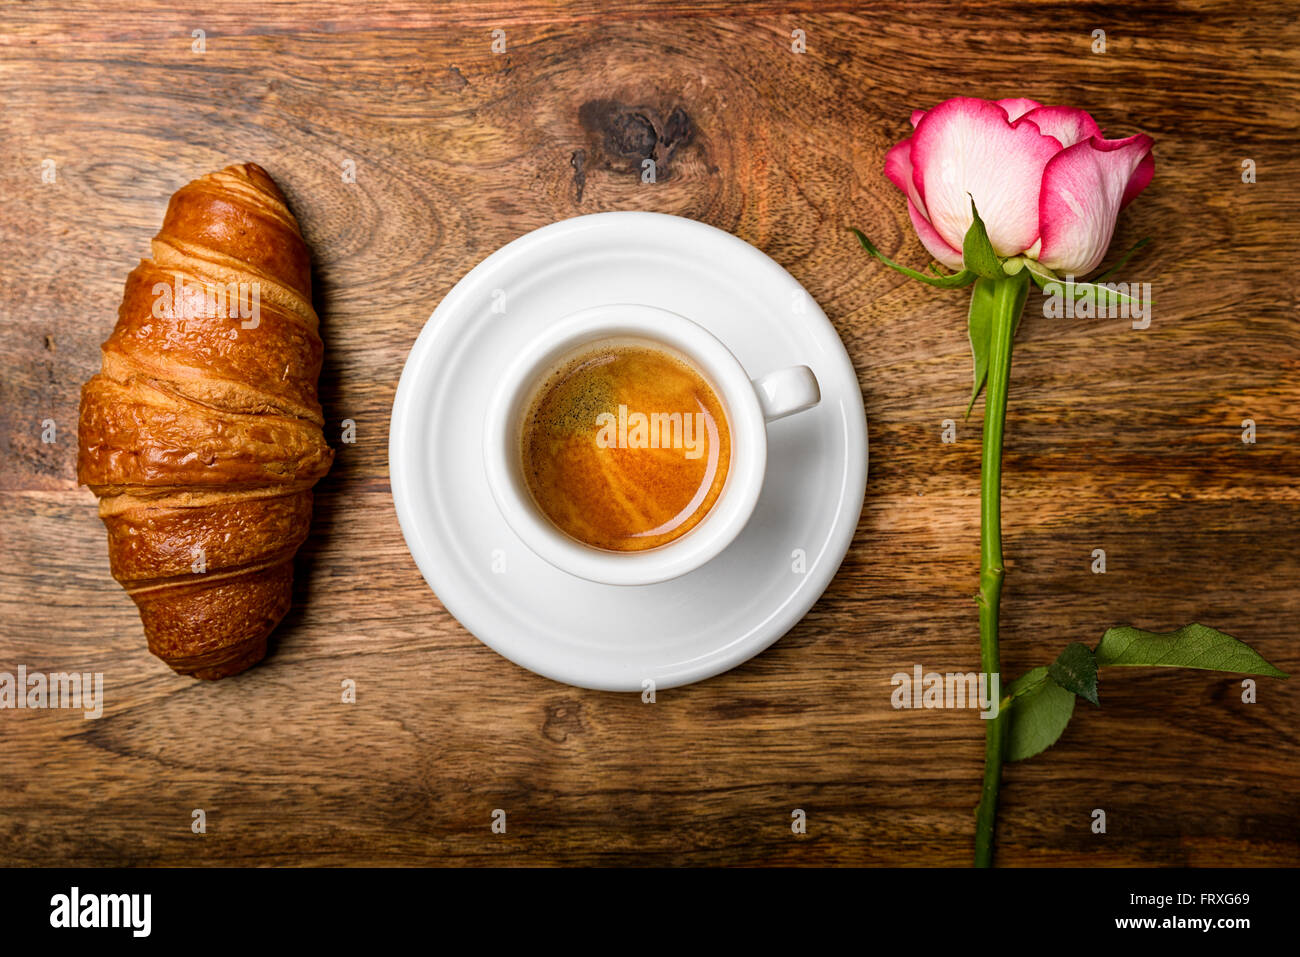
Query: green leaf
[[1096, 623, 1288, 678], [1006, 667, 1077, 761], [961, 197, 1005, 280], [851, 228, 977, 289], [1093, 237, 1150, 283], [1048, 642, 1100, 706], [1007, 666, 1048, 699], [965, 277, 995, 417]]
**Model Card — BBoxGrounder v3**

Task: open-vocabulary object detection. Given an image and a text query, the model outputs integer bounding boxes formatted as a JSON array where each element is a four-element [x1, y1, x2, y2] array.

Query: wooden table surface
[[2, 1, 1297, 867]]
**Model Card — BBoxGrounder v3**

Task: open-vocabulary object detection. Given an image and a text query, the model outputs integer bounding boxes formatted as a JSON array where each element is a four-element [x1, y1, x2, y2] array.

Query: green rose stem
[[859, 193, 1278, 865], [973, 270, 1029, 867]]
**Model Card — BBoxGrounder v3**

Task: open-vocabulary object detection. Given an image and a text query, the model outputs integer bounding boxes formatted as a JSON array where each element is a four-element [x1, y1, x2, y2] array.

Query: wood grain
[[1, 0, 1298, 866]]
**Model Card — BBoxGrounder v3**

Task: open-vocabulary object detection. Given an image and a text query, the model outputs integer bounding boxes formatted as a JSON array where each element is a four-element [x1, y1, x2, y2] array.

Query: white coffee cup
[[483, 303, 820, 585]]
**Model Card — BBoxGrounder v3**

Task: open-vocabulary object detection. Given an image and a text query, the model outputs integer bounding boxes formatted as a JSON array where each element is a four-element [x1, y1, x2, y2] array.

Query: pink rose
[[885, 96, 1154, 275]]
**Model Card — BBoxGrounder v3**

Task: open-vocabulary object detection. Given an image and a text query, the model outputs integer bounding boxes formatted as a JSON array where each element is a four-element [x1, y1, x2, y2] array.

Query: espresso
[[521, 339, 731, 551]]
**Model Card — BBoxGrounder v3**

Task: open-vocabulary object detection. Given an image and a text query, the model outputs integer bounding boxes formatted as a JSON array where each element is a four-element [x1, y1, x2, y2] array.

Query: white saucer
[[389, 212, 868, 691]]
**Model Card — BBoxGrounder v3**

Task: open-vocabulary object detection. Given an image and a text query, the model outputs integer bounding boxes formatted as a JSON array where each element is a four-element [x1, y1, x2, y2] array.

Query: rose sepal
[[850, 228, 978, 289]]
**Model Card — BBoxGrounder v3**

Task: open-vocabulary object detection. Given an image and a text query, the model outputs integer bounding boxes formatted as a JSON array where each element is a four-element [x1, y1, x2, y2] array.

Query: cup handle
[[752, 365, 820, 422]]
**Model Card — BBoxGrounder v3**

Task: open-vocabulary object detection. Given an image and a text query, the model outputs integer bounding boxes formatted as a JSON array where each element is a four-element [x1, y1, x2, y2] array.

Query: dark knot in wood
[[577, 98, 695, 184]]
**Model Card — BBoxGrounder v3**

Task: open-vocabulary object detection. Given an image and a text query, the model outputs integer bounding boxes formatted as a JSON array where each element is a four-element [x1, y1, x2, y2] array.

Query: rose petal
[[906, 199, 965, 271], [996, 97, 1042, 122], [1038, 133, 1155, 274], [911, 97, 1062, 256], [1018, 106, 1102, 149], [885, 136, 963, 268], [909, 109, 926, 128], [1121, 150, 1155, 208], [884, 136, 928, 217]]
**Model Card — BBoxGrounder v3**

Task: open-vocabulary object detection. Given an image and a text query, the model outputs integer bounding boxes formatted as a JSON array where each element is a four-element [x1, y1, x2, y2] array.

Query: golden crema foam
[[521, 338, 731, 551]]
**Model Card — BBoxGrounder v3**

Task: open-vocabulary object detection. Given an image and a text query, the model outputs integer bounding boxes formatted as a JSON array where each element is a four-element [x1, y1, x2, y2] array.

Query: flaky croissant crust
[[78, 163, 332, 679]]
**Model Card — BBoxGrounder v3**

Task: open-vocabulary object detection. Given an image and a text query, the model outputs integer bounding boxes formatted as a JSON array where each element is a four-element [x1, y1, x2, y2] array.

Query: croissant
[[77, 163, 332, 679]]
